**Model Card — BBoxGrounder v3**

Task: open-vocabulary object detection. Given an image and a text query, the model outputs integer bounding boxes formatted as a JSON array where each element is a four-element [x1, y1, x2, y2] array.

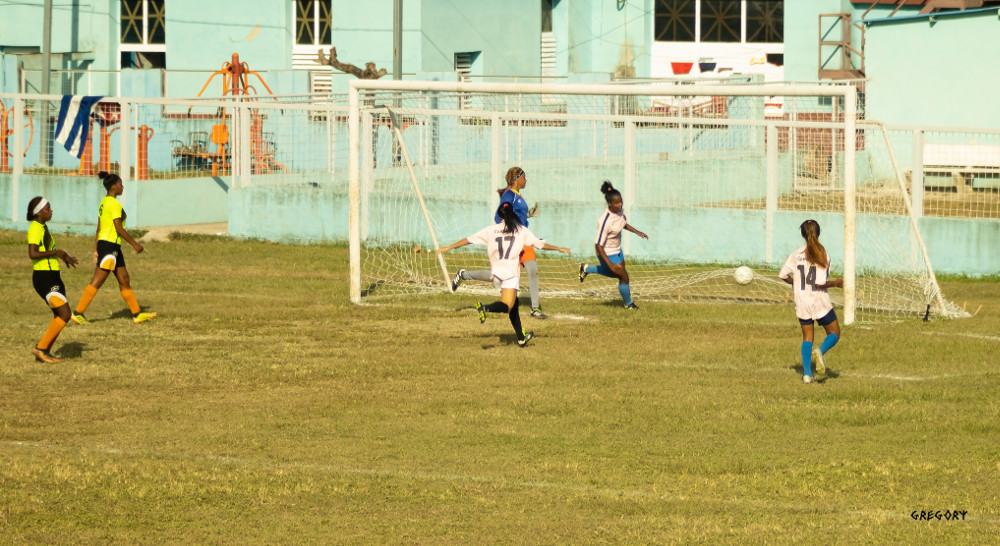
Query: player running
[[451, 166, 550, 318], [72, 171, 157, 325], [438, 202, 570, 347], [578, 181, 648, 309], [779, 219, 843, 383]]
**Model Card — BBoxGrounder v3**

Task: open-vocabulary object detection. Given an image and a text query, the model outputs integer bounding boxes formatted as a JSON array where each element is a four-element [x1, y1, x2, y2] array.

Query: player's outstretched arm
[[540, 243, 570, 256], [437, 238, 471, 254], [625, 224, 648, 240]]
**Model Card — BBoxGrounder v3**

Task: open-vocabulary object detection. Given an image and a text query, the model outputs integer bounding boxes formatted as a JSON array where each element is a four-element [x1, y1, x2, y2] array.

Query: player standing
[[26, 196, 80, 362], [779, 219, 843, 383]]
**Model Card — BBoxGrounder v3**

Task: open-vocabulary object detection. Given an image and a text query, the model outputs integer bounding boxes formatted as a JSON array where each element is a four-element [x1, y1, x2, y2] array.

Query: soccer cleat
[[812, 348, 826, 376], [802, 374, 813, 384], [70, 313, 89, 325], [624, 302, 639, 310], [133, 312, 158, 324], [32, 347, 62, 363], [475, 302, 487, 324], [452, 269, 465, 291], [530, 307, 547, 319], [578, 263, 588, 283], [518, 331, 534, 348]]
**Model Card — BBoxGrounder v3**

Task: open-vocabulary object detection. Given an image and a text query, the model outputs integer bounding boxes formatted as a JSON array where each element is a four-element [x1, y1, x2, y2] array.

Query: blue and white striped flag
[[54, 95, 104, 159]]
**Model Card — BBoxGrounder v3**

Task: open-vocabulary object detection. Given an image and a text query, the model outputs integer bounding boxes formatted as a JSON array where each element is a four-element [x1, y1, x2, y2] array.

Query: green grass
[[2, 229, 999, 543]]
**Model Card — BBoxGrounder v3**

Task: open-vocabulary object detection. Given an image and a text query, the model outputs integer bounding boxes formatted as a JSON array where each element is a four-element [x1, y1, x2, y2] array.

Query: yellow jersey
[[27, 221, 59, 271], [98, 195, 124, 244]]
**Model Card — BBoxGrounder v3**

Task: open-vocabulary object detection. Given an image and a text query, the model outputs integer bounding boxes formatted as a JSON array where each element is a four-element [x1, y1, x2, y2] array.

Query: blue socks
[[819, 333, 839, 355], [618, 283, 633, 307], [801, 341, 813, 376]]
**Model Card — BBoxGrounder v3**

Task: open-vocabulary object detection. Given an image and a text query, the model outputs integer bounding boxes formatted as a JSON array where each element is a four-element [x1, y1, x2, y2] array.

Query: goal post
[[347, 79, 967, 324]]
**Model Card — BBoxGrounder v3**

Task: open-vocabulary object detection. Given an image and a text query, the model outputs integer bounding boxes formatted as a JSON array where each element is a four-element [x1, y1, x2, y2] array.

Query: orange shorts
[[519, 245, 536, 266]]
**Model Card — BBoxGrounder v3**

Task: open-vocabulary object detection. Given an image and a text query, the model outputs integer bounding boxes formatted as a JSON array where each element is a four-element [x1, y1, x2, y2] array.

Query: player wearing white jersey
[[451, 166, 550, 319], [779, 219, 843, 383], [438, 202, 570, 347], [578, 181, 648, 309]]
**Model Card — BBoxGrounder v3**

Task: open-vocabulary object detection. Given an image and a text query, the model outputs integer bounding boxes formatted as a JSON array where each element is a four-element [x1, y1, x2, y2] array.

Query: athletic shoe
[[133, 312, 158, 324], [475, 302, 487, 324], [812, 348, 826, 376], [530, 307, 547, 319], [624, 302, 639, 310], [452, 269, 465, 291], [518, 331, 534, 348], [32, 347, 62, 363], [802, 374, 813, 384], [578, 263, 588, 283], [70, 313, 89, 325]]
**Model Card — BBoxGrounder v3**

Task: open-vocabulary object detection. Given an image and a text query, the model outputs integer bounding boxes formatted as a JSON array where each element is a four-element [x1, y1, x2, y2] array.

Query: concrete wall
[[863, 13, 1000, 128], [0, 173, 228, 230]]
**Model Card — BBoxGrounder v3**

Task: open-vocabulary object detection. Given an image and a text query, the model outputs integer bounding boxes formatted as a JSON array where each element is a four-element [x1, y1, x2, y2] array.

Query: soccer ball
[[734, 266, 754, 286]]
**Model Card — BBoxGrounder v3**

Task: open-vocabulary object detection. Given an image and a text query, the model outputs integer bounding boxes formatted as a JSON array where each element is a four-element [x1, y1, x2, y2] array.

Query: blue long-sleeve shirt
[[495, 189, 529, 227]]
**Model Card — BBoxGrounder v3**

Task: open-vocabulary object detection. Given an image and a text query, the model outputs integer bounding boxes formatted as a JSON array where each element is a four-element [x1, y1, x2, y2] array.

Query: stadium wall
[[0, 173, 228, 231]]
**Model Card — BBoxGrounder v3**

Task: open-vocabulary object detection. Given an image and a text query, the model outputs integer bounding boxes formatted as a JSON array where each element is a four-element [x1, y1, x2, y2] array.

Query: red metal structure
[[0, 99, 34, 173]]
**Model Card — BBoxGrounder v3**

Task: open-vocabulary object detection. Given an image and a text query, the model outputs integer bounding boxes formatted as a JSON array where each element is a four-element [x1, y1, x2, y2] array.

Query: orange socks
[[76, 285, 98, 315], [120, 288, 141, 315], [38, 317, 68, 351]]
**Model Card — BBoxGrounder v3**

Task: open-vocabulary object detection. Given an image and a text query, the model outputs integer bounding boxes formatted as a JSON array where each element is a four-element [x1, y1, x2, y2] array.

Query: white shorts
[[495, 276, 520, 290]]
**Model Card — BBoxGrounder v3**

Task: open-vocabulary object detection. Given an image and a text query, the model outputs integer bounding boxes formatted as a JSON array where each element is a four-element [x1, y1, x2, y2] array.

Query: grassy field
[[2, 228, 999, 544]]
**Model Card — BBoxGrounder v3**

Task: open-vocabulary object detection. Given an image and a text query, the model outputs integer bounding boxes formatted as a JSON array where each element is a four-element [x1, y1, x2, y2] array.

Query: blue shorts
[[799, 308, 837, 327], [593, 251, 624, 277]]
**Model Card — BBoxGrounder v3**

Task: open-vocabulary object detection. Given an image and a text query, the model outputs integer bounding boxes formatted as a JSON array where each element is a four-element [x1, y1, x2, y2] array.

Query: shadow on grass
[[54, 341, 88, 359], [789, 363, 841, 383]]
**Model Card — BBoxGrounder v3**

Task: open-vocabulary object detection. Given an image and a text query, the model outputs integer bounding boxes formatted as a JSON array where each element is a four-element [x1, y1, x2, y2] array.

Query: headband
[[32, 198, 49, 217]]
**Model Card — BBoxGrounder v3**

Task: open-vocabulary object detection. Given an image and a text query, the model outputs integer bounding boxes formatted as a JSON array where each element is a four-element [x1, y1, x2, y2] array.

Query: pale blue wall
[[565, 0, 650, 77], [864, 14, 1000, 127], [420, 0, 538, 76], [786, 2, 1000, 128], [0, 173, 228, 230]]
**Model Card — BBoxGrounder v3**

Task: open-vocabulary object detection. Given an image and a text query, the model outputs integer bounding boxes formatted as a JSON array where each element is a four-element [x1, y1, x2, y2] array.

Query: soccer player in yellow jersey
[[73, 171, 157, 324], [26, 196, 80, 362]]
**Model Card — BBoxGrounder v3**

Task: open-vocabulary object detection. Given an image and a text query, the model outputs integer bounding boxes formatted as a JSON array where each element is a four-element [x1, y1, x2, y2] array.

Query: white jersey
[[467, 223, 546, 282], [595, 208, 627, 255], [779, 245, 834, 321]]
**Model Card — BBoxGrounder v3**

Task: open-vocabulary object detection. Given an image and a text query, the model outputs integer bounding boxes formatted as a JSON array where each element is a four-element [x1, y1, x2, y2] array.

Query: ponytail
[[800, 219, 828, 267], [600, 180, 621, 204], [496, 202, 522, 234], [98, 170, 121, 191]]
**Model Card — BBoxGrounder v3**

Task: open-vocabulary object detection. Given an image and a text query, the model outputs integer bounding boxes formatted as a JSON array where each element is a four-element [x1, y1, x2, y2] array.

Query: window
[[455, 52, 473, 109], [292, 1, 333, 95], [120, 0, 165, 68], [541, 1, 556, 83], [654, 0, 782, 43], [295, 0, 332, 46], [655, 0, 696, 42], [746, 1, 782, 43], [700, 1, 740, 43]]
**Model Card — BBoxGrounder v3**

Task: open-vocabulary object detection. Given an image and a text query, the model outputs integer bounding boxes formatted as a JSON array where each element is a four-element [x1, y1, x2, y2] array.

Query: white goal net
[[347, 80, 967, 324]]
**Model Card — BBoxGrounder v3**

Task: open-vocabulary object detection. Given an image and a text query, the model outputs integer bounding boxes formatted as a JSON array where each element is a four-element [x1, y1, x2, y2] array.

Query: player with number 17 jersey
[[466, 223, 546, 283], [779, 245, 832, 321]]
